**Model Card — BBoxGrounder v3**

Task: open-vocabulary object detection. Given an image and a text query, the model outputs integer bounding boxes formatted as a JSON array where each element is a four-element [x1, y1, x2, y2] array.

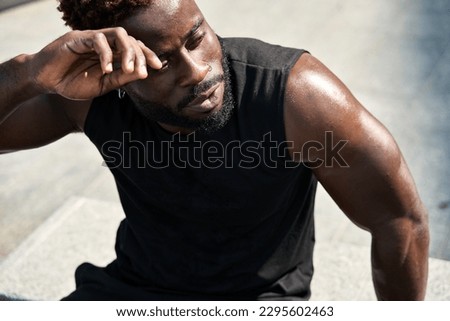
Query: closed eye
[[186, 32, 206, 51]]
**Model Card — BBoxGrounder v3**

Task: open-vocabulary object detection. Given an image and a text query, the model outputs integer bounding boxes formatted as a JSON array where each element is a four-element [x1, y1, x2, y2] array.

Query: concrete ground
[[0, 0, 449, 300]]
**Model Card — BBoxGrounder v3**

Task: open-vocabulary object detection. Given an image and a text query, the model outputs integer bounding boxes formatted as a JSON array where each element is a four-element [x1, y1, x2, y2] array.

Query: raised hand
[[30, 27, 162, 100]]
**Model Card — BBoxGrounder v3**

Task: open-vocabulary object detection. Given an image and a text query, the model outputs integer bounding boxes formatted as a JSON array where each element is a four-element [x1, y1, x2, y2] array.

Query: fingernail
[[106, 63, 113, 73]]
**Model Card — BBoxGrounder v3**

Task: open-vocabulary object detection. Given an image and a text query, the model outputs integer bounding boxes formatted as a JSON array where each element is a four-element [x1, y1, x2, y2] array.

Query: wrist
[[13, 53, 47, 96]]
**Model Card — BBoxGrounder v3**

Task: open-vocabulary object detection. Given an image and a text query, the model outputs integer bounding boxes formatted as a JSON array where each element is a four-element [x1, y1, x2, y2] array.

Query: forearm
[[0, 54, 40, 125], [371, 208, 429, 300]]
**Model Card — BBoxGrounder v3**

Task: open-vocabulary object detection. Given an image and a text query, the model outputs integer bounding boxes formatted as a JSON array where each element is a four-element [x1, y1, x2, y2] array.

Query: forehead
[[119, 0, 203, 48], [152, 0, 182, 15]]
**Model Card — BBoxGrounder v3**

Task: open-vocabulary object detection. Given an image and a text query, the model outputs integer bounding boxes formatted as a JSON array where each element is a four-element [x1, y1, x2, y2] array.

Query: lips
[[184, 83, 221, 112]]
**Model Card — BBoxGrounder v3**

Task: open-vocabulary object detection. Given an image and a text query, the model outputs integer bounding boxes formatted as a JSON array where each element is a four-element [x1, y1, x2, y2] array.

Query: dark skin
[[0, 0, 428, 299]]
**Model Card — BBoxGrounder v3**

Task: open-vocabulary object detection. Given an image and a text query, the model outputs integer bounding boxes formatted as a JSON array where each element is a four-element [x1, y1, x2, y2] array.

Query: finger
[[91, 32, 114, 74], [117, 39, 148, 78], [108, 27, 139, 74], [137, 40, 163, 70], [101, 68, 145, 92], [131, 41, 149, 78], [63, 31, 113, 74]]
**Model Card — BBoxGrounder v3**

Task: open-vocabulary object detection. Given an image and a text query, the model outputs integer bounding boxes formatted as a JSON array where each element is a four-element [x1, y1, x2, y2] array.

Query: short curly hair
[[57, 0, 153, 30]]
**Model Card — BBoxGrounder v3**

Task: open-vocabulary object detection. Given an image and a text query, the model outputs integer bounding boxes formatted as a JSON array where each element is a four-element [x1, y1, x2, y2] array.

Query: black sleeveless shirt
[[84, 37, 317, 300]]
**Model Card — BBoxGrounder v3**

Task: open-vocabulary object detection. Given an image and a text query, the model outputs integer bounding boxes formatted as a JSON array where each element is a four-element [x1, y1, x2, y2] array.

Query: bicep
[[0, 94, 90, 154], [284, 54, 423, 231], [313, 113, 422, 231]]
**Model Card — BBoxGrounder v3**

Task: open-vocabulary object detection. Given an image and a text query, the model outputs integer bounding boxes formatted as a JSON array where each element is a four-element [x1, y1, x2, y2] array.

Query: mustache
[[177, 74, 225, 111]]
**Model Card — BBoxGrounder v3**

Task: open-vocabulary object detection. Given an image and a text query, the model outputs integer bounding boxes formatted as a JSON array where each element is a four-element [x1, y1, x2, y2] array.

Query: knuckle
[[115, 26, 127, 35], [137, 53, 146, 62], [126, 47, 136, 56], [93, 32, 107, 41]]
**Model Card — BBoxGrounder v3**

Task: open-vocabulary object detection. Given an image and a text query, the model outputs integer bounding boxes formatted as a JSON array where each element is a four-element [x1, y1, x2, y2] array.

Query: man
[[0, 0, 429, 300]]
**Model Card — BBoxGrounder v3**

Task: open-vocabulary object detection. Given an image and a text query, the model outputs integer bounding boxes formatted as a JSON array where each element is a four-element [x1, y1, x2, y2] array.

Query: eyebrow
[[157, 17, 205, 59], [184, 17, 204, 42]]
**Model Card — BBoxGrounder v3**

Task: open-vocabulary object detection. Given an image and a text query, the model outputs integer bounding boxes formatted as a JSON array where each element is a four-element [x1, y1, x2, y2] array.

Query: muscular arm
[[284, 54, 429, 300], [0, 28, 162, 154], [0, 54, 40, 125], [0, 50, 93, 154], [0, 92, 89, 154]]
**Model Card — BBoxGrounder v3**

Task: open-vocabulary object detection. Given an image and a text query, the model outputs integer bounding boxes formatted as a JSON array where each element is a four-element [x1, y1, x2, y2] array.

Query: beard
[[127, 55, 235, 135]]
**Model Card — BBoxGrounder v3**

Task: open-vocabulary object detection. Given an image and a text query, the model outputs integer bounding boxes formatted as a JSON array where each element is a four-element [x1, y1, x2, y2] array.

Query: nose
[[177, 52, 210, 87]]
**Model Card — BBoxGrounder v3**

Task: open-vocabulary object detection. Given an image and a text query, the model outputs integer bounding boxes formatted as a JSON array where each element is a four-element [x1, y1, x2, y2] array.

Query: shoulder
[[284, 53, 361, 125], [284, 53, 366, 143], [284, 53, 398, 164]]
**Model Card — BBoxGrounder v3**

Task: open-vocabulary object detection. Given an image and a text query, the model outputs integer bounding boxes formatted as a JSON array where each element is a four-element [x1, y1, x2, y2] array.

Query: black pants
[[62, 261, 185, 300]]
